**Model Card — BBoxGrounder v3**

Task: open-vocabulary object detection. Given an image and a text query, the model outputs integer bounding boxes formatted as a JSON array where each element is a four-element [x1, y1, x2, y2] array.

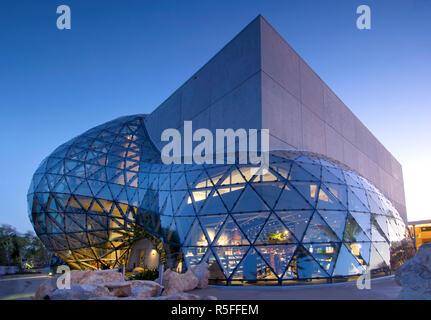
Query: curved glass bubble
[[28, 115, 415, 282]]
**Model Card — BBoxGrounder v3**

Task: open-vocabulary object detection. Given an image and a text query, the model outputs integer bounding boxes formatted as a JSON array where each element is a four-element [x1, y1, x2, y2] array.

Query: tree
[[0, 224, 51, 268]]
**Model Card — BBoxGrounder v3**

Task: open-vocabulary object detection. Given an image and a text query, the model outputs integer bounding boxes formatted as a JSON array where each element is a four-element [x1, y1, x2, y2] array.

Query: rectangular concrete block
[[262, 72, 302, 149], [390, 156, 403, 183], [300, 60, 324, 120], [301, 105, 326, 155], [324, 124, 344, 163], [340, 108, 357, 145], [269, 134, 297, 151], [261, 18, 301, 100], [209, 72, 261, 131], [323, 86, 345, 136], [343, 140, 359, 173], [145, 91, 182, 150]]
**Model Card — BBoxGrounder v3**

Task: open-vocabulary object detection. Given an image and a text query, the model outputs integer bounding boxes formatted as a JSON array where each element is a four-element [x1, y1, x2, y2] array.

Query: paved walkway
[[0, 273, 50, 300], [189, 276, 402, 300], [0, 272, 401, 300]]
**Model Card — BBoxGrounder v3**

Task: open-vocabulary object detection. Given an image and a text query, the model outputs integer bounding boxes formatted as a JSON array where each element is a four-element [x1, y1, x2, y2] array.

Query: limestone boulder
[[129, 280, 163, 297], [104, 280, 162, 298], [68, 270, 92, 285], [104, 282, 133, 297], [48, 284, 111, 300], [191, 262, 210, 289], [70, 269, 123, 285], [161, 269, 199, 296], [34, 277, 57, 300], [395, 243, 431, 300]]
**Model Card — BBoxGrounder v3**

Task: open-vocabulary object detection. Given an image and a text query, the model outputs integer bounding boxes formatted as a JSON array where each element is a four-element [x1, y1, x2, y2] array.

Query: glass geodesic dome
[[28, 114, 414, 282]]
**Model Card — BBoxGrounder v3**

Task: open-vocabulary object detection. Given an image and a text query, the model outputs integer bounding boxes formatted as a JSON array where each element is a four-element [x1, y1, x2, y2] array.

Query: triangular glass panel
[[343, 213, 370, 242], [171, 190, 188, 213], [319, 159, 337, 168], [198, 215, 227, 244], [288, 245, 328, 279], [321, 167, 341, 184], [199, 191, 227, 215], [202, 249, 225, 280], [183, 219, 208, 246], [269, 162, 291, 180], [316, 184, 347, 210], [46, 174, 62, 192], [53, 177, 71, 194], [347, 242, 371, 266], [87, 179, 105, 196], [192, 189, 210, 214], [294, 155, 317, 164], [304, 243, 340, 276], [317, 210, 347, 240], [373, 215, 390, 240], [324, 166, 345, 183], [48, 160, 65, 175], [172, 175, 187, 190], [185, 170, 204, 188], [214, 216, 249, 246], [369, 243, 389, 271], [344, 171, 363, 188], [174, 216, 195, 244], [232, 212, 270, 244], [74, 181, 94, 197], [274, 182, 314, 210], [251, 168, 280, 183], [348, 187, 369, 212], [160, 194, 174, 216], [288, 163, 320, 181], [373, 242, 391, 267], [255, 214, 296, 245], [216, 186, 245, 211], [221, 168, 247, 185], [370, 221, 386, 245], [89, 199, 106, 214], [183, 247, 208, 269], [214, 246, 248, 278], [365, 191, 385, 215], [251, 182, 285, 210], [332, 244, 365, 276], [231, 185, 268, 213], [255, 244, 296, 278], [35, 175, 50, 193], [176, 191, 196, 216], [275, 210, 313, 241], [350, 211, 371, 238], [323, 182, 347, 207], [231, 248, 277, 280], [302, 211, 340, 243]]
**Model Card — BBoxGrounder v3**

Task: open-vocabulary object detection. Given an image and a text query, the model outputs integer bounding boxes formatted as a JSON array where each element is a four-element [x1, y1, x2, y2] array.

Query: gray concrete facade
[[145, 15, 407, 221]]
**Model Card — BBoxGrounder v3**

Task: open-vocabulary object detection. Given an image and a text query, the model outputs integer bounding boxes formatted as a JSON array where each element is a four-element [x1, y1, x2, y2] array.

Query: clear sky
[[1, 0, 430, 232]]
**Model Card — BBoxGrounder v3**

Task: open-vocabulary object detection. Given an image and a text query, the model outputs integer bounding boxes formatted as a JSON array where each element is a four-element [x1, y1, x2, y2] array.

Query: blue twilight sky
[[0, 0, 430, 232]]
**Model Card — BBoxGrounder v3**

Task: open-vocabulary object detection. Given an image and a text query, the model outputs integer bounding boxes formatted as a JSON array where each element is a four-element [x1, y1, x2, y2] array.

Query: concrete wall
[[145, 17, 262, 152], [260, 17, 406, 219], [145, 15, 407, 221]]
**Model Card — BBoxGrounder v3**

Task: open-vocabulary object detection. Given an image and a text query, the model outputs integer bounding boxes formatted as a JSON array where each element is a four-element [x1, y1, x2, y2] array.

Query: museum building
[[27, 16, 414, 284]]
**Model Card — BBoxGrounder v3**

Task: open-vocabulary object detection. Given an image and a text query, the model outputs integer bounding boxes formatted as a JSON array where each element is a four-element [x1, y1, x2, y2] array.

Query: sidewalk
[[189, 276, 402, 300]]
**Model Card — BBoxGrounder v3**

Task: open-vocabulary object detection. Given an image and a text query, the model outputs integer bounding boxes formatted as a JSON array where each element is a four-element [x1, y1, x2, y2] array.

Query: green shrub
[[127, 269, 159, 281]]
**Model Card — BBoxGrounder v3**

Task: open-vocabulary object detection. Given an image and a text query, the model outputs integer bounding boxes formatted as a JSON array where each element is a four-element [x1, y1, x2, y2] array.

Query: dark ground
[[0, 272, 401, 300]]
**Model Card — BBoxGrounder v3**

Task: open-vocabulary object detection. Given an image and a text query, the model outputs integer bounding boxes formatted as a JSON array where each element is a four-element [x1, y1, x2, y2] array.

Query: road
[[0, 273, 51, 300]]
